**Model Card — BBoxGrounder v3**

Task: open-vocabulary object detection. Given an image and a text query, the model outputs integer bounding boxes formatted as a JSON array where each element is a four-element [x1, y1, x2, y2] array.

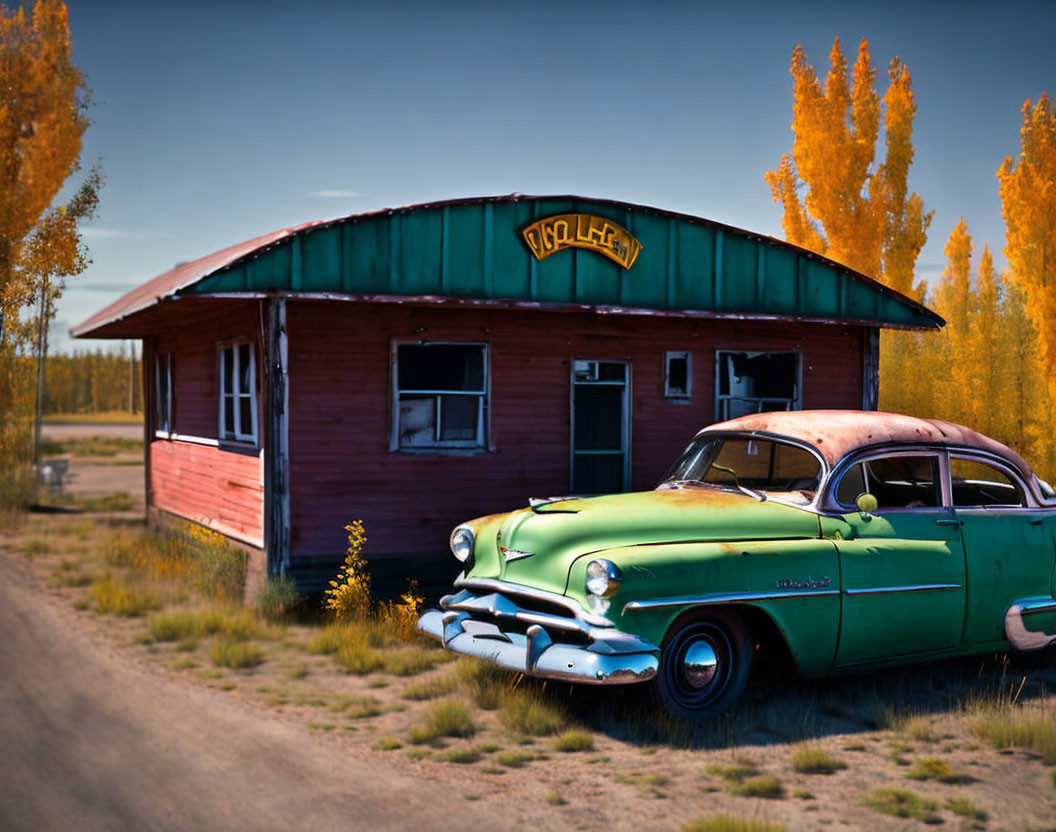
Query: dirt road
[[0, 554, 501, 832]]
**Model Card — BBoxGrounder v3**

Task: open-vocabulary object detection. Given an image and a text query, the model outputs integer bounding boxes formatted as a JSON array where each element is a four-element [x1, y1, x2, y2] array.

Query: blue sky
[[60, 0, 1056, 353]]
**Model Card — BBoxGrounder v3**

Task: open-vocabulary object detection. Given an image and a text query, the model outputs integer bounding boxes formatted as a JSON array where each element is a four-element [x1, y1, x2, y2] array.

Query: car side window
[[950, 457, 1025, 507], [836, 454, 941, 510]]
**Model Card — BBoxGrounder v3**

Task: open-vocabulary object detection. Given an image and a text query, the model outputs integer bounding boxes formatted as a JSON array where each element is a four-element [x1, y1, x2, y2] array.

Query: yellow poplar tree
[[0, 0, 94, 508], [996, 94, 1056, 406], [967, 245, 999, 436], [928, 220, 973, 423], [765, 38, 932, 294]]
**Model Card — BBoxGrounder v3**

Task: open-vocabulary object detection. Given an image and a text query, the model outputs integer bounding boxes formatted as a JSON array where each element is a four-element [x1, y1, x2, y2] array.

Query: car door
[[949, 453, 1056, 649], [831, 450, 967, 666]]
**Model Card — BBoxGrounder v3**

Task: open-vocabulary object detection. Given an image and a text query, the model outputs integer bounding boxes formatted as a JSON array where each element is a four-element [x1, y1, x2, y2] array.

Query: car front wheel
[[651, 609, 752, 719]]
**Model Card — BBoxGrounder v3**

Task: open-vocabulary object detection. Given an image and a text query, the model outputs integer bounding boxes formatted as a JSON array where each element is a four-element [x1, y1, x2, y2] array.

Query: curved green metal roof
[[75, 194, 943, 338]]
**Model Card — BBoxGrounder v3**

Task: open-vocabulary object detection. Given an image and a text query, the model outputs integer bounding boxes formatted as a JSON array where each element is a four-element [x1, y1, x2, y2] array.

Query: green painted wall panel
[[804, 260, 840, 319], [674, 223, 714, 310], [625, 212, 671, 310], [348, 218, 392, 293], [447, 204, 485, 297], [301, 230, 342, 290], [720, 233, 757, 311], [399, 211, 442, 296], [183, 196, 941, 330]]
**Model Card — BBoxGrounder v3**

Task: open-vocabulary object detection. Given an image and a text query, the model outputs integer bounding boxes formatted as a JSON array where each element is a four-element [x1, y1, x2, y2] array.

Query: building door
[[571, 360, 629, 494]]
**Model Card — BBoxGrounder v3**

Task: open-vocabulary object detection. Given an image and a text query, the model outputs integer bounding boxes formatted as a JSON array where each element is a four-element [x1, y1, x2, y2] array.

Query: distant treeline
[[38, 351, 143, 415]]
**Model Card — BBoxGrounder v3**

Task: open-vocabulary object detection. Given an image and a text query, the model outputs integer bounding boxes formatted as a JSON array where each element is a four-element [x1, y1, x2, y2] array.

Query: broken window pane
[[395, 345, 487, 450], [716, 351, 799, 421], [665, 351, 690, 398]]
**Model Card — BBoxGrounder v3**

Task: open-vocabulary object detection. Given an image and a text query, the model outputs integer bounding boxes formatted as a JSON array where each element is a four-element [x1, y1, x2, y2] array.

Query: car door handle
[[935, 518, 963, 527], [1029, 519, 1044, 526]]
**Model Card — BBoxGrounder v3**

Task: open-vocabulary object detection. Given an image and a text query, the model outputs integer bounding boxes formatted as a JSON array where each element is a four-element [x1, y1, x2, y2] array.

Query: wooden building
[[74, 195, 943, 591]]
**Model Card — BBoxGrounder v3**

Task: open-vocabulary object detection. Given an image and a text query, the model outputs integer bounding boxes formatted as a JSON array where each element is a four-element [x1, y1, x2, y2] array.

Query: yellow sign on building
[[521, 214, 643, 270]]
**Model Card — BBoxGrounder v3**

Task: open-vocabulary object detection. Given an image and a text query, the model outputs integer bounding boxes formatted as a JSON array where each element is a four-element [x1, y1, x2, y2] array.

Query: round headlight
[[450, 526, 475, 563], [585, 558, 622, 598]]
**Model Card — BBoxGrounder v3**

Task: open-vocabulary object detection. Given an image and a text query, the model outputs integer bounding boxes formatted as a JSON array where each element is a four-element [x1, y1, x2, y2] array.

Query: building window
[[218, 342, 258, 444], [155, 352, 173, 435], [716, 350, 800, 421], [664, 351, 691, 399], [394, 343, 487, 450]]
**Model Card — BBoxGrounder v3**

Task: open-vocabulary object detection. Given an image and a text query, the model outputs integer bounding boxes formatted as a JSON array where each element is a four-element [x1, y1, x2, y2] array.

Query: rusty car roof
[[701, 410, 1034, 480]]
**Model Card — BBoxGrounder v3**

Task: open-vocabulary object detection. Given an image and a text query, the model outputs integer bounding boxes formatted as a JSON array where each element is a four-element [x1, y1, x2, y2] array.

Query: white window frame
[[217, 340, 258, 445], [155, 352, 173, 438], [391, 341, 489, 452], [664, 350, 691, 400], [715, 349, 801, 422]]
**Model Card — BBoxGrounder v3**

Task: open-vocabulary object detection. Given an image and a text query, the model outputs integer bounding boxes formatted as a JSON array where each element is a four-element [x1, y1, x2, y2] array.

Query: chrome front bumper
[[417, 582, 659, 685]]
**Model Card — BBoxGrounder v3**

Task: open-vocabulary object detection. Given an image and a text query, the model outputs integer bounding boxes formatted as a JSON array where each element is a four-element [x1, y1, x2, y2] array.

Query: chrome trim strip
[[622, 588, 839, 613], [454, 577, 614, 627], [843, 583, 962, 597], [1018, 598, 1056, 616]]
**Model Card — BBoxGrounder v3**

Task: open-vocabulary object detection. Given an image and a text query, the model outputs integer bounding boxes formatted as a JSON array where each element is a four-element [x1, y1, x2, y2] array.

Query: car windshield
[[661, 434, 822, 499]]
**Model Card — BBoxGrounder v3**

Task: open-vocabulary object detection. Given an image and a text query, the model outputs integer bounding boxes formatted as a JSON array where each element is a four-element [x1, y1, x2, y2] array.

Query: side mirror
[[856, 492, 878, 519]]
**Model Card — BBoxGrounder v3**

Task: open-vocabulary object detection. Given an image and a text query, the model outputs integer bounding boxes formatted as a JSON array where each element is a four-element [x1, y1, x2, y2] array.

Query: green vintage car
[[418, 410, 1056, 717]]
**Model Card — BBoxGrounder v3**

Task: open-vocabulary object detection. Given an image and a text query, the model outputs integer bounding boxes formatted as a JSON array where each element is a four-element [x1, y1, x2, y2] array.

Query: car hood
[[476, 487, 821, 596]]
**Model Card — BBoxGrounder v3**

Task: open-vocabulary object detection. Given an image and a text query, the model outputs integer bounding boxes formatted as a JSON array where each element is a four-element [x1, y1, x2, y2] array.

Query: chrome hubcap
[[682, 640, 719, 689]]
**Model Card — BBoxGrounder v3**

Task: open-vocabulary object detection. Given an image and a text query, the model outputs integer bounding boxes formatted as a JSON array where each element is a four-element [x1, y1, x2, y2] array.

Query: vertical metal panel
[[290, 237, 302, 292], [483, 202, 494, 296], [440, 206, 450, 293], [666, 220, 677, 308], [263, 298, 290, 577], [388, 213, 401, 291], [399, 210, 442, 296], [341, 225, 353, 294], [862, 327, 880, 410], [713, 229, 724, 308]]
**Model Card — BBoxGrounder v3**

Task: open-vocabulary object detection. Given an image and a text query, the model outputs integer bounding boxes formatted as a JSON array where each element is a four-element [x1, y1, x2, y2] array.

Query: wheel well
[[663, 604, 797, 678]]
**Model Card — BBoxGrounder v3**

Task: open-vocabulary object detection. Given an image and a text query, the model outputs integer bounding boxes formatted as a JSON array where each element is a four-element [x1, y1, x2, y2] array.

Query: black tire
[[650, 608, 753, 719]]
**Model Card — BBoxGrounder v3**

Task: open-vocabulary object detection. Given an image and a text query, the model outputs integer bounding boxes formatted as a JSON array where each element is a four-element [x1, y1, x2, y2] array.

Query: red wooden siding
[[286, 301, 863, 563], [151, 439, 264, 547], [148, 305, 264, 547]]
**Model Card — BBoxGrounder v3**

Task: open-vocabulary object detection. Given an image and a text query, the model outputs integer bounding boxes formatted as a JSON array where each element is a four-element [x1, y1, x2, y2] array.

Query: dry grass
[[553, 729, 595, 752], [905, 756, 975, 784], [682, 817, 785, 832], [789, 744, 847, 774], [211, 637, 264, 669], [498, 687, 568, 736], [407, 699, 476, 744], [863, 788, 940, 823], [381, 646, 448, 677], [706, 762, 760, 784], [401, 675, 456, 701], [970, 704, 1056, 763], [946, 796, 987, 821], [91, 573, 159, 616], [730, 775, 784, 799], [455, 657, 514, 709], [496, 750, 535, 768], [438, 748, 483, 764]]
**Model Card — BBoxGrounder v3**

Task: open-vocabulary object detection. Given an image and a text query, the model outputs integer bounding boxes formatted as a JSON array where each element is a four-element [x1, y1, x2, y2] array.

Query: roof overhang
[[75, 195, 945, 339]]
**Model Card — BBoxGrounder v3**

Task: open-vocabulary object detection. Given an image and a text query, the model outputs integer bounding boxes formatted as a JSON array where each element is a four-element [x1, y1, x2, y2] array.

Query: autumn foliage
[[0, 0, 96, 507], [765, 38, 931, 298], [769, 39, 1056, 481]]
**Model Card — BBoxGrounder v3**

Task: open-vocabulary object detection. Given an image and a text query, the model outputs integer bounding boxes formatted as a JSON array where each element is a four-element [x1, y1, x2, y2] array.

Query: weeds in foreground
[[439, 748, 483, 764], [401, 675, 456, 701], [323, 521, 371, 621], [945, 796, 987, 821], [211, 637, 264, 669], [382, 647, 448, 677], [495, 750, 535, 768], [682, 816, 785, 832], [970, 704, 1056, 763], [407, 699, 476, 744], [862, 788, 940, 823], [256, 575, 301, 622], [91, 573, 159, 616], [499, 687, 569, 736], [730, 775, 784, 799], [553, 729, 595, 752], [455, 658, 515, 709], [790, 744, 847, 774], [905, 756, 975, 784], [706, 762, 760, 784], [104, 523, 245, 602]]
